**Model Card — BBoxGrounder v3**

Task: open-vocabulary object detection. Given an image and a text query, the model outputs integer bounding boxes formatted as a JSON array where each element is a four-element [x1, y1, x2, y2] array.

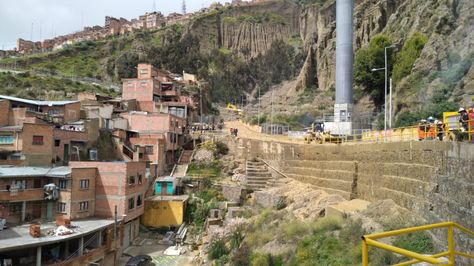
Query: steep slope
[[185, 0, 300, 58], [1, 0, 472, 118], [298, 0, 473, 118]]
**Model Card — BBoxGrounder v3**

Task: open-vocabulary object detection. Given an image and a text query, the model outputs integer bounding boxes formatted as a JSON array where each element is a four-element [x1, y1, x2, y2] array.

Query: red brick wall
[[69, 161, 147, 222], [130, 137, 166, 175], [0, 100, 10, 126], [122, 79, 156, 102], [69, 167, 97, 220], [53, 129, 89, 162], [136, 101, 155, 112], [22, 123, 54, 166]]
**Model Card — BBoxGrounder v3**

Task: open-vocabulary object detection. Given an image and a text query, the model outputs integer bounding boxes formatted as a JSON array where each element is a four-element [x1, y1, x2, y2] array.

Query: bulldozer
[[304, 121, 341, 144]]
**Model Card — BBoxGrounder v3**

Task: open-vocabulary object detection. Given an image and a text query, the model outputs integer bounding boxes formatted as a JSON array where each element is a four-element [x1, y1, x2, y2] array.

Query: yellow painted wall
[[142, 200, 185, 228]]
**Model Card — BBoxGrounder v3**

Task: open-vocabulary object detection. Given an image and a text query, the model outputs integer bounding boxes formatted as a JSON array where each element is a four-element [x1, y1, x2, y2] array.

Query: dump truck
[[304, 121, 341, 144]]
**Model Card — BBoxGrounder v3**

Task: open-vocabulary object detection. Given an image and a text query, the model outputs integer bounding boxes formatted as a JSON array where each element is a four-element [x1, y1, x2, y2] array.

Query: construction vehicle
[[226, 103, 243, 115], [443, 107, 473, 142], [304, 121, 341, 144]]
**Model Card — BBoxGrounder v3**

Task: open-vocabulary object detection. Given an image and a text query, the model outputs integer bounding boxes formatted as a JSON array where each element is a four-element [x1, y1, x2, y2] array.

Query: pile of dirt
[[262, 180, 346, 220], [360, 199, 426, 229], [193, 149, 213, 164]]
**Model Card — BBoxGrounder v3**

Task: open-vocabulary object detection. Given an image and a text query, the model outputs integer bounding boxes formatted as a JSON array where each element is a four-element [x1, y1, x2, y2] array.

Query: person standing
[[459, 108, 469, 132]]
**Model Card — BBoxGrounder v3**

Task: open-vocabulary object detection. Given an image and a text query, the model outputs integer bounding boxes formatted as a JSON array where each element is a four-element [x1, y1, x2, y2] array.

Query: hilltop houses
[[0, 0, 272, 57], [0, 63, 200, 265]]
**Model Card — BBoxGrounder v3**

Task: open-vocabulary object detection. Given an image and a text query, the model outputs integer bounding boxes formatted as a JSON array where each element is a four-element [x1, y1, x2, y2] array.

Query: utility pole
[[81, 10, 84, 30], [30, 22, 34, 41], [200, 86, 203, 134], [182, 0, 187, 15], [389, 78, 393, 129], [271, 88, 274, 135], [113, 205, 117, 266], [257, 87, 261, 126]]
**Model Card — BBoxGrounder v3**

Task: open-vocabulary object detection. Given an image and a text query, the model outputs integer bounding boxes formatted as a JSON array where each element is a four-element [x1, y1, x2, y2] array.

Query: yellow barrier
[[337, 118, 473, 144], [361, 222, 474, 266]]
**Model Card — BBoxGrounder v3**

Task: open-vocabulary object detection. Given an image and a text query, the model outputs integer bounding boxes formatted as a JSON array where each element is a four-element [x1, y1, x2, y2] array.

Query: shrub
[[215, 141, 229, 156], [232, 244, 251, 266], [251, 253, 270, 266], [393, 231, 434, 254], [208, 238, 229, 260], [392, 33, 428, 84], [230, 230, 243, 250]]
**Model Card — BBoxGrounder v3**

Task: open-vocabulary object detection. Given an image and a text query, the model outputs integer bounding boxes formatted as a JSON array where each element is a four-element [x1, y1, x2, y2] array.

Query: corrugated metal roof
[[0, 126, 22, 132], [0, 166, 71, 178], [0, 95, 78, 106]]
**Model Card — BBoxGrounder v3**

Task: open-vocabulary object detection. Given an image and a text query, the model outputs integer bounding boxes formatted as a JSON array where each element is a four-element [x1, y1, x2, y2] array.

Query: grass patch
[[187, 160, 222, 178]]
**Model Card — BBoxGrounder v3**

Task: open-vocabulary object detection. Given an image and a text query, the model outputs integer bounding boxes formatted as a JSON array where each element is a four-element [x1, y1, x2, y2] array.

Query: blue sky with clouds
[[0, 0, 231, 50]]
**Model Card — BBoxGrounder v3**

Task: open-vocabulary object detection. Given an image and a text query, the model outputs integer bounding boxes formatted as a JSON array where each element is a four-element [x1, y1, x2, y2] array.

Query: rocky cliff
[[298, 0, 473, 114], [193, 0, 473, 116], [185, 0, 300, 58]]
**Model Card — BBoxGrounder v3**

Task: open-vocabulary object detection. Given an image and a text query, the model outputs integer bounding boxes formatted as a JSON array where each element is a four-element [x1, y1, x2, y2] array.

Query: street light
[[371, 45, 395, 131]]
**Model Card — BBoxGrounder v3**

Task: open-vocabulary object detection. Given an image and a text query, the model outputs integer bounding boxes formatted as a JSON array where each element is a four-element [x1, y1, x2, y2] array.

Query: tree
[[392, 32, 427, 83], [354, 34, 393, 106]]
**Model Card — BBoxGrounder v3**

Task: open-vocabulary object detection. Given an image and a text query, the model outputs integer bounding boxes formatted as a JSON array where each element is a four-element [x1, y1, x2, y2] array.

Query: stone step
[[284, 167, 354, 182], [246, 167, 269, 171], [246, 176, 273, 181], [247, 180, 272, 185], [285, 173, 353, 193], [246, 172, 272, 178], [284, 160, 356, 172]]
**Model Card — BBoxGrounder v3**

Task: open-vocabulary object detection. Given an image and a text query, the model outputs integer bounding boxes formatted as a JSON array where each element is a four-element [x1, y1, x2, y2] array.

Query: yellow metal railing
[[362, 222, 474, 266], [335, 118, 474, 144]]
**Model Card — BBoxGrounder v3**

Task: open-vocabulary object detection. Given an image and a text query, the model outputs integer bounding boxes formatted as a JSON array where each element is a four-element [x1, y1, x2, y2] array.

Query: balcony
[[0, 188, 44, 201]]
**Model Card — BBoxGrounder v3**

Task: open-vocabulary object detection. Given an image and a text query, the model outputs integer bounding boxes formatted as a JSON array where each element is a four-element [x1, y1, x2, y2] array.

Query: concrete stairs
[[245, 160, 274, 191], [179, 150, 193, 164]]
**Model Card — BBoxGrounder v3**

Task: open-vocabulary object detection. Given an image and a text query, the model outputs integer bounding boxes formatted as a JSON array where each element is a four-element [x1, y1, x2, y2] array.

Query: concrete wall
[[142, 200, 185, 228], [237, 138, 474, 251]]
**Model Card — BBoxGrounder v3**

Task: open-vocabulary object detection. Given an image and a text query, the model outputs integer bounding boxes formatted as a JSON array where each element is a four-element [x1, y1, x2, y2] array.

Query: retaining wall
[[236, 138, 474, 254]]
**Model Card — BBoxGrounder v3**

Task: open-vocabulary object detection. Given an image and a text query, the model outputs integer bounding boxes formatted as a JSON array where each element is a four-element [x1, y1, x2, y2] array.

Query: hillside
[[1, 0, 473, 126]]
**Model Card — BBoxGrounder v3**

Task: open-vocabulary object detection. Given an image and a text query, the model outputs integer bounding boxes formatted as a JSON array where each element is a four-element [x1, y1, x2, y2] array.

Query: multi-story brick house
[[0, 95, 81, 124], [0, 160, 147, 265], [0, 96, 99, 166], [69, 161, 147, 249]]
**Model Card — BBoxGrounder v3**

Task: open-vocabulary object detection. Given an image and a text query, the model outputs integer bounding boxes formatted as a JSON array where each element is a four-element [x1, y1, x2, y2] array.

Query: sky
[[0, 0, 231, 50]]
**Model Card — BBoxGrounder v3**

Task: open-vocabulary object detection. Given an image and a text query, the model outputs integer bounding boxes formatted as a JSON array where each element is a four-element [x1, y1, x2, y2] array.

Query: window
[[128, 198, 135, 210], [10, 203, 21, 213], [0, 135, 14, 144], [170, 133, 177, 144], [140, 69, 149, 75], [33, 179, 41, 189], [145, 146, 154, 155], [79, 201, 89, 211], [138, 174, 143, 184], [59, 179, 68, 189], [54, 139, 60, 147], [48, 109, 60, 115], [137, 194, 143, 207], [140, 81, 148, 87], [32, 136, 44, 145], [80, 179, 89, 189], [57, 202, 66, 213], [128, 176, 135, 185], [11, 180, 26, 190], [127, 81, 133, 87]]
